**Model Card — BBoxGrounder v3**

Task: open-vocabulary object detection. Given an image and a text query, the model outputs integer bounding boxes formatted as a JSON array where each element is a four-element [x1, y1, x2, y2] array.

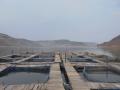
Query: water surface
[[84, 71, 120, 83], [0, 67, 49, 85], [0, 72, 48, 85]]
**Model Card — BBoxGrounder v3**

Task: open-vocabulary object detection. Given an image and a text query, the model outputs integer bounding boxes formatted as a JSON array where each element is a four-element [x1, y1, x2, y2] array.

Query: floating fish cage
[[60, 64, 72, 90], [0, 66, 50, 85], [39, 52, 55, 58], [0, 55, 27, 63], [67, 55, 96, 63], [26, 55, 54, 62], [26, 52, 55, 62], [75, 66, 120, 83]]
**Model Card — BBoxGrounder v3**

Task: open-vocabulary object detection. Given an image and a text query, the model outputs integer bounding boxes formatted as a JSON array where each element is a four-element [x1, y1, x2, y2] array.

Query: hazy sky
[[0, 0, 120, 43]]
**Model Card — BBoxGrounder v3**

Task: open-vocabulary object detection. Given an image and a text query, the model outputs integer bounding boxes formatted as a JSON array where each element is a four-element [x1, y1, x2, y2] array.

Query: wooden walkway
[[73, 52, 120, 89], [47, 63, 65, 90], [71, 62, 104, 67], [92, 58, 120, 73], [0, 55, 12, 59], [0, 83, 47, 90], [0, 53, 64, 90], [64, 61, 90, 90], [54, 53, 61, 63], [0, 64, 10, 72], [0, 52, 120, 90], [74, 52, 120, 74], [12, 54, 38, 64], [20, 62, 54, 65]]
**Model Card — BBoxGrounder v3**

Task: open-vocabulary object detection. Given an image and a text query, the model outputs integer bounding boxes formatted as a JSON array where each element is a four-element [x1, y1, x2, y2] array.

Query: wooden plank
[[47, 63, 65, 90], [0, 85, 6, 90], [54, 53, 61, 63], [0, 64, 10, 72], [64, 62, 90, 90], [12, 54, 38, 64]]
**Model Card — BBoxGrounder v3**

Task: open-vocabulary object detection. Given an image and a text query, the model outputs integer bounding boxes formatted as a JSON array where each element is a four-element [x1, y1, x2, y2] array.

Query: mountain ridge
[[0, 33, 96, 47], [0, 33, 41, 47], [100, 34, 120, 47]]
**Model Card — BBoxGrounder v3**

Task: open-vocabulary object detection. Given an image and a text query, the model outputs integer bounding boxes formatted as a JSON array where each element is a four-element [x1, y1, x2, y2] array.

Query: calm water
[[85, 71, 120, 83], [0, 72, 49, 85], [0, 67, 49, 85]]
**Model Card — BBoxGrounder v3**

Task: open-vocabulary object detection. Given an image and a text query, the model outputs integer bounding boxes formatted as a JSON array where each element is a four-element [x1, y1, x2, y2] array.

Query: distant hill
[[0, 33, 41, 47], [37, 39, 96, 47], [0, 33, 96, 47], [100, 35, 120, 47]]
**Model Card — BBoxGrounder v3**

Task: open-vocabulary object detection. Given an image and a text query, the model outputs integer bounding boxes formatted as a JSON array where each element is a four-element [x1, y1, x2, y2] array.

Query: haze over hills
[[0, 33, 96, 47], [100, 35, 120, 47], [36, 40, 96, 47]]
